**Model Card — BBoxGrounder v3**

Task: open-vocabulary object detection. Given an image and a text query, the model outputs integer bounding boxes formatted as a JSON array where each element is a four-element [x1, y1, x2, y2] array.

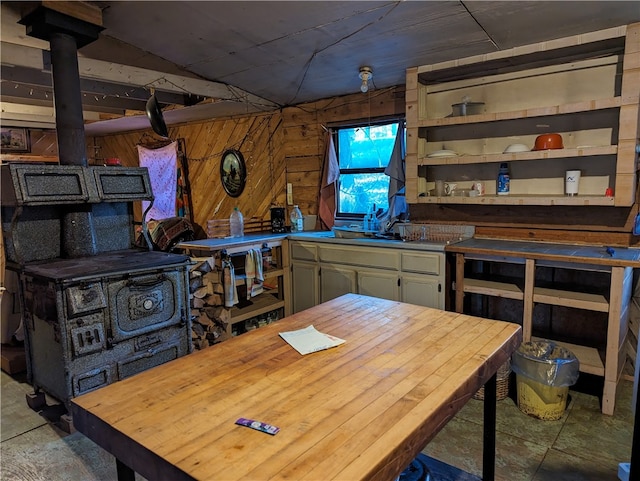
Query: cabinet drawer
[[291, 242, 318, 261], [319, 246, 399, 270], [401, 252, 442, 275]]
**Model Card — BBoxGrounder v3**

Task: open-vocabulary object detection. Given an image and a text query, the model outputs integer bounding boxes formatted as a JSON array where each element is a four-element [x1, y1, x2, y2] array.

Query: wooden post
[[455, 253, 465, 313]]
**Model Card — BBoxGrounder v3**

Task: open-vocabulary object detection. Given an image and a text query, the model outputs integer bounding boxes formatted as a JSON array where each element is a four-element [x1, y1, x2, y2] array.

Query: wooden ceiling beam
[[1, 41, 278, 108]]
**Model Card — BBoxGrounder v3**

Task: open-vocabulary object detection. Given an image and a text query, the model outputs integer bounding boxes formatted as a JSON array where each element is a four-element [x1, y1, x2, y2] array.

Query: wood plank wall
[[283, 86, 406, 218], [88, 113, 286, 233], [87, 84, 637, 245], [87, 86, 406, 234]]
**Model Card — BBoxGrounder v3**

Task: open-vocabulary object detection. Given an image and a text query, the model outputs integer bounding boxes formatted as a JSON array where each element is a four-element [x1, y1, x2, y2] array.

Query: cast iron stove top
[[22, 249, 190, 282]]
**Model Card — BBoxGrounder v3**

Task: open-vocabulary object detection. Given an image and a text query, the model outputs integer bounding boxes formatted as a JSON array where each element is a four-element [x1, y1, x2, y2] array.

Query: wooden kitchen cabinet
[[290, 241, 319, 313], [357, 269, 400, 302], [405, 23, 640, 207], [401, 275, 441, 310], [319, 244, 397, 305], [291, 261, 319, 312], [400, 250, 446, 309], [289, 240, 446, 313], [320, 265, 357, 303]]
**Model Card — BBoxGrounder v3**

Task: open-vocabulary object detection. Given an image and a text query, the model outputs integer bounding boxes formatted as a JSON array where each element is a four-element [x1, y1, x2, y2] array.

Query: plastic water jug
[[230, 207, 244, 237], [290, 205, 303, 232]]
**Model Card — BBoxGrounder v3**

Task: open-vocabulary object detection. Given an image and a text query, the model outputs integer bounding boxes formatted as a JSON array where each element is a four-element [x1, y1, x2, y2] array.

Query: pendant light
[[359, 67, 373, 93]]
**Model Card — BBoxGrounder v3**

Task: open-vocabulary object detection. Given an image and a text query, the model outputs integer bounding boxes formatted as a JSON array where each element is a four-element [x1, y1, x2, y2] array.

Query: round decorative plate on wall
[[220, 149, 246, 197]]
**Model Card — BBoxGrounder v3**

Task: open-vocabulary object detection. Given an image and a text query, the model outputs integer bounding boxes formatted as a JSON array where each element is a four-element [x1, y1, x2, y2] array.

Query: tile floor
[[0, 367, 635, 481], [422, 374, 635, 481]]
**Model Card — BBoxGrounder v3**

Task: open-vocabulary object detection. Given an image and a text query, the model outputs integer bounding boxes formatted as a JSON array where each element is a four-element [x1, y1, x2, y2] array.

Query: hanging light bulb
[[359, 67, 373, 93]]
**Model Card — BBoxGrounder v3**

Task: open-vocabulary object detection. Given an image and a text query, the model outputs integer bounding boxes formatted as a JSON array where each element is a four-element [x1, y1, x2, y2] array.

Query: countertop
[[177, 233, 640, 263], [177, 233, 289, 251], [177, 231, 451, 252], [288, 231, 451, 251], [446, 238, 640, 268]]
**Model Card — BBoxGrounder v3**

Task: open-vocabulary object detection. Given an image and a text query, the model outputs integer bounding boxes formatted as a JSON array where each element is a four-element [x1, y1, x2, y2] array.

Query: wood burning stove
[[1, 4, 192, 411], [1, 164, 193, 409], [20, 251, 191, 404]]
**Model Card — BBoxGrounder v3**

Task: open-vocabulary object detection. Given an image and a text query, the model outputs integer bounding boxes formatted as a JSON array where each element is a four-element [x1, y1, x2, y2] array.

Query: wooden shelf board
[[418, 146, 618, 166], [419, 97, 621, 127], [532, 336, 604, 376], [533, 287, 609, 312], [462, 278, 523, 300], [415, 25, 627, 81], [1, 155, 59, 164], [416, 195, 615, 207], [234, 268, 284, 286], [264, 268, 285, 279], [230, 295, 284, 324]]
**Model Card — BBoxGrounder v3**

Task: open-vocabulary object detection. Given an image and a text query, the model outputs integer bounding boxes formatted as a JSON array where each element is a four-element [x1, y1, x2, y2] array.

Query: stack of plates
[[427, 150, 458, 158]]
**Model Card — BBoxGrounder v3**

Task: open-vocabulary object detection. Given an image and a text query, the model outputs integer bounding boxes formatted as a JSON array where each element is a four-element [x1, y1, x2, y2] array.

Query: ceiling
[[2, 1, 639, 135]]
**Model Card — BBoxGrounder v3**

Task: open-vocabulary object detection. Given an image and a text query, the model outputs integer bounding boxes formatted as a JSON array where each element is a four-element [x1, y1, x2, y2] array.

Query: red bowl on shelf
[[533, 133, 563, 151]]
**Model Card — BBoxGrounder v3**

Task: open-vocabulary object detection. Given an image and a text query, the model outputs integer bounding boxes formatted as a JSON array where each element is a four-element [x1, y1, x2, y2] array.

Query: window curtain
[[137, 141, 179, 221], [318, 131, 340, 229], [383, 127, 407, 220]]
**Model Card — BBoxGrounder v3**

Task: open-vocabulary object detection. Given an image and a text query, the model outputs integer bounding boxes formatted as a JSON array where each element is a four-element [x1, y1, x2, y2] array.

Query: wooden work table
[[71, 294, 521, 481], [447, 238, 640, 415]]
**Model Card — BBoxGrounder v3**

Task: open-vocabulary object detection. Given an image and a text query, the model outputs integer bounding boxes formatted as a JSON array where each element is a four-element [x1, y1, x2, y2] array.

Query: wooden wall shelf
[[406, 23, 640, 208], [449, 238, 640, 415], [0, 154, 58, 163]]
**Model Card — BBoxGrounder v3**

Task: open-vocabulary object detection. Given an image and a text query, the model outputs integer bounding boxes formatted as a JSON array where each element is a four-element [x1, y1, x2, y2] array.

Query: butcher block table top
[[71, 294, 522, 481]]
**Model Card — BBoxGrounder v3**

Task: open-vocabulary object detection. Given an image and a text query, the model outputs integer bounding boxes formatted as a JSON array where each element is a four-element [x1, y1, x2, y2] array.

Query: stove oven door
[[107, 267, 187, 344]]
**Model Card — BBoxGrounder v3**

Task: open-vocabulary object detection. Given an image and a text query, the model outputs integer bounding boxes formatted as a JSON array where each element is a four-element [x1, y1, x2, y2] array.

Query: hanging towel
[[318, 132, 340, 230], [245, 248, 264, 298], [138, 141, 178, 220], [223, 259, 239, 307], [245, 250, 256, 300], [253, 248, 264, 282]]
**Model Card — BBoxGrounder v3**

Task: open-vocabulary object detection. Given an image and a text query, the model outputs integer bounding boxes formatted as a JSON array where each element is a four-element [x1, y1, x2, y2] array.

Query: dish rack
[[397, 223, 475, 244]]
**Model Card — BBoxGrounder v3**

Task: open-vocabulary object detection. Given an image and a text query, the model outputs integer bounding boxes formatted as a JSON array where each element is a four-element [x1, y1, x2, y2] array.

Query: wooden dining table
[[71, 293, 522, 481]]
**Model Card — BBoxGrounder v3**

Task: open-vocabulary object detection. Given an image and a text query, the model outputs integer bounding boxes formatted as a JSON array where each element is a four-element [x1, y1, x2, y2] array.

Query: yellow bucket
[[516, 374, 569, 421]]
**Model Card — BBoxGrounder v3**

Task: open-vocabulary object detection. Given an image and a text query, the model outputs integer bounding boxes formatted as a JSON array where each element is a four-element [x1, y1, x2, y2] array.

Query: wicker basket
[[473, 360, 511, 401]]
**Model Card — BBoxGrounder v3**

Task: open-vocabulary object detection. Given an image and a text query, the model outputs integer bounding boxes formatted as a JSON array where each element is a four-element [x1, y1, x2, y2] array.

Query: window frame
[[331, 116, 405, 219]]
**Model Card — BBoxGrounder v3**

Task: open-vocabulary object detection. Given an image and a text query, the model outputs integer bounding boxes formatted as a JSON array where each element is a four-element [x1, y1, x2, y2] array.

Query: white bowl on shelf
[[503, 143, 530, 153]]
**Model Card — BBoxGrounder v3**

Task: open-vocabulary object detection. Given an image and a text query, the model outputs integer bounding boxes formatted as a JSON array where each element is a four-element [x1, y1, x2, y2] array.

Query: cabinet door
[[401, 275, 443, 309], [358, 270, 400, 302], [291, 262, 319, 313], [320, 265, 357, 303]]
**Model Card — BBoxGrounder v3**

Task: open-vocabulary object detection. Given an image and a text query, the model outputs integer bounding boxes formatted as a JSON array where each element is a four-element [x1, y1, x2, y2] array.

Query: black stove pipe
[[49, 32, 87, 167], [49, 31, 97, 257], [20, 6, 103, 258]]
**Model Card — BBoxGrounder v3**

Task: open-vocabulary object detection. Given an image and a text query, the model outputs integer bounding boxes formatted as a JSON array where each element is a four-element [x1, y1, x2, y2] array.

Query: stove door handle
[[127, 275, 166, 289]]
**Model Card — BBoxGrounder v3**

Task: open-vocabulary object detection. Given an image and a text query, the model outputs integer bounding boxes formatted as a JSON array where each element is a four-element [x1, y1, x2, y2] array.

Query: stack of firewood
[[188, 255, 231, 349]]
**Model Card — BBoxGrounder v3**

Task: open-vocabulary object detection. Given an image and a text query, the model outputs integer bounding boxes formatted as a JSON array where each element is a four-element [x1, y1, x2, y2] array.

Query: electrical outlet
[[286, 183, 293, 205]]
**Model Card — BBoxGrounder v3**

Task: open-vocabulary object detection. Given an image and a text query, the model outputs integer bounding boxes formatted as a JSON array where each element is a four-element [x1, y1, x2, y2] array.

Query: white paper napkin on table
[[279, 325, 345, 355]]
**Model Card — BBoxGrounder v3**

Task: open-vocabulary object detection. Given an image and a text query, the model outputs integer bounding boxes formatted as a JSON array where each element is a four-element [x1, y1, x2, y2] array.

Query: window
[[333, 119, 404, 217]]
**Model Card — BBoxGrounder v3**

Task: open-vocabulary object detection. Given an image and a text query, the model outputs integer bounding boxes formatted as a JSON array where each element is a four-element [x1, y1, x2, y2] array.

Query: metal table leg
[[116, 459, 136, 481], [482, 373, 497, 481], [629, 384, 640, 480]]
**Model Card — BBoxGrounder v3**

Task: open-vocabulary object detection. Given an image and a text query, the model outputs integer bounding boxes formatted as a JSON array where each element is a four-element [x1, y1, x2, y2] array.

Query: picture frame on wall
[[220, 149, 246, 197], [1, 128, 30, 153]]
